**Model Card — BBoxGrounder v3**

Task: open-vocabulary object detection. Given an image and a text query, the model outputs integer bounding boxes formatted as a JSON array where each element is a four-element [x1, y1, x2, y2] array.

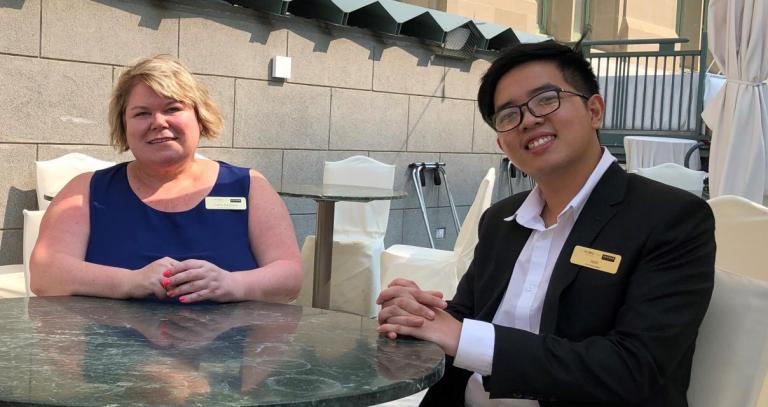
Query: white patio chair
[[298, 155, 396, 317], [21, 209, 43, 297], [686, 196, 768, 406], [380, 168, 495, 300], [8, 152, 113, 297], [708, 195, 768, 281], [687, 268, 768, 407], [636, 162, 707, 197], [711, 195, 768, 405], [36, 152, 114, 210], [0, 209, 44, 298]]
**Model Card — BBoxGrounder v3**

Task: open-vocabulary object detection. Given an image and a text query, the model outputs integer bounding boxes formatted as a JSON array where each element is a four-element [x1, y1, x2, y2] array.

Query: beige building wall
[[402, 0, 448, 9], [447, 0, 540, 35], [403, 0, 705, 49], [401, 0, 542, 34], [545, 0, 583, 41], [679, 0, 706, 50], [622, 0, 678, 39], [589, 0, 704, 51]]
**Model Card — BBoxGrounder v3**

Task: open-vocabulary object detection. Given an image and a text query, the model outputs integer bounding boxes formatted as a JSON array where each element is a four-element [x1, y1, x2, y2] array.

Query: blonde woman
[[31, 55, 302, 304]]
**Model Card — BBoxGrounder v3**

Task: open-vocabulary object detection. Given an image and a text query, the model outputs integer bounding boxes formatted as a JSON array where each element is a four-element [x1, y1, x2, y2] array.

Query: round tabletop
[[278, 184, 406, 202], [0, 297, 444, 406]]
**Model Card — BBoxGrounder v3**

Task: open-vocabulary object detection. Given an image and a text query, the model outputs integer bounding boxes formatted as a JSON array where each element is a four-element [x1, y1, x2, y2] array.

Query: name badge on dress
[[205, 197, 247, 210], [570, 245, 621, 274]]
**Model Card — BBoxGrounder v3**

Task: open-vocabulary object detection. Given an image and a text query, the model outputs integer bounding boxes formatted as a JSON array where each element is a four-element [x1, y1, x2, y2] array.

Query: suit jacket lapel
[[540, 163, 627, 334]]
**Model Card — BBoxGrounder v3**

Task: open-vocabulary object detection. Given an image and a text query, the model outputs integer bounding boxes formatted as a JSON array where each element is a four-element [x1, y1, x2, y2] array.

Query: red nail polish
[[163, 270, 171, 277], [179, 296, 186, 303], [162, 278, 170, 287]]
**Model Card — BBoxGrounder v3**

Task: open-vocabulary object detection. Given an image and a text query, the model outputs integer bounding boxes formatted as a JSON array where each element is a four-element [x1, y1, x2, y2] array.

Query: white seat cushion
[[380, 244, 458, 299], [0, 264, 27, 299]]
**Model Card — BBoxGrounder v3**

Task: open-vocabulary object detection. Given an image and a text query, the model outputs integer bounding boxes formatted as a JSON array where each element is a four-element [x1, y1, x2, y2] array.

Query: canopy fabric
[[376, 0, 428, 23], [701, 0, 768, 203], [224, 0, 549, 51]]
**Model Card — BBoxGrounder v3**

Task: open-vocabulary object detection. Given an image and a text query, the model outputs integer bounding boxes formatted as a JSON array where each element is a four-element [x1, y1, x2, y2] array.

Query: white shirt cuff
[[453, 318, 494, 376]]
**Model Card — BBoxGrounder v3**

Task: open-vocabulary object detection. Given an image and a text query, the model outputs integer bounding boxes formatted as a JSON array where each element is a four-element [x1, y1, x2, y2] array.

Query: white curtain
[[701, 0, 768, 203]]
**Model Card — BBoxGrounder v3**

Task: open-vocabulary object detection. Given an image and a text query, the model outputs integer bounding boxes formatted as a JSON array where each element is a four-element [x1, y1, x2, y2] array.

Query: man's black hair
[[477, 39, 600, 127]]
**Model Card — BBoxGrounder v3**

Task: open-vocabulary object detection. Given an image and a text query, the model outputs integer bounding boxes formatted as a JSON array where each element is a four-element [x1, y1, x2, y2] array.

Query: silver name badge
[[205, 197, 247, 210]]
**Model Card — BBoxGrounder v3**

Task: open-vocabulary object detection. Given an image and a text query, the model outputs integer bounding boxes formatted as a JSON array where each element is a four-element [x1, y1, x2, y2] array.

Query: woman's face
[[124, 82, 201, 165]]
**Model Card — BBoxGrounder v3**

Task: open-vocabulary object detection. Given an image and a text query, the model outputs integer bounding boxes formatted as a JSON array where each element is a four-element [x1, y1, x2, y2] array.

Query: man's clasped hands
[[376, 278, 462, 357]]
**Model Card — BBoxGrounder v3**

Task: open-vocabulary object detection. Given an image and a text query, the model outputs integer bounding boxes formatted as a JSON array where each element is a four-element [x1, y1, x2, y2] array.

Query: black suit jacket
[[421, 163, 715, 407]]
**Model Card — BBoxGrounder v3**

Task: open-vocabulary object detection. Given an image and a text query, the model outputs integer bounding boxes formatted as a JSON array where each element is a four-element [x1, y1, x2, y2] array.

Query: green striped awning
[[224, 0, 549, 53]]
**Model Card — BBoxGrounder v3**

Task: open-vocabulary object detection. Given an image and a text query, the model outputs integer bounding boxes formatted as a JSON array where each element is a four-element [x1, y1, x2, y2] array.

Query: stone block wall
[[0, 0, 507, 265]]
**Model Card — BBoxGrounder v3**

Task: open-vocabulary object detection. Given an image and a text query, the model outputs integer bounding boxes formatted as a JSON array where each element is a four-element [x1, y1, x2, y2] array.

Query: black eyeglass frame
[[490, 88, 590, 132]]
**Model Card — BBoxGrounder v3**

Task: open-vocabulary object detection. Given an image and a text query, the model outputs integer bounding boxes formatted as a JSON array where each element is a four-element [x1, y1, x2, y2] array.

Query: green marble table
[[0, 296, 443, 406], [278, 184, 406, 310]]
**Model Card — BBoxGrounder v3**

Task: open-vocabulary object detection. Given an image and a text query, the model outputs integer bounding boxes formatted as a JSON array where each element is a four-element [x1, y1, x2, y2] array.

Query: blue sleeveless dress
[[85, 161, 258, 272]]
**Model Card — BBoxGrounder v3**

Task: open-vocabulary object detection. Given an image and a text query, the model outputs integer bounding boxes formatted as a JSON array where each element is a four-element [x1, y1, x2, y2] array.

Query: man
[[377, 40, 715, 407]]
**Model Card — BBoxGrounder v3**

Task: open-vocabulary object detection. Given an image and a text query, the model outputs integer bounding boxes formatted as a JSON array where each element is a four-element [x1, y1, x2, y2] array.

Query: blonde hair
[[108, 55, 223, 152]]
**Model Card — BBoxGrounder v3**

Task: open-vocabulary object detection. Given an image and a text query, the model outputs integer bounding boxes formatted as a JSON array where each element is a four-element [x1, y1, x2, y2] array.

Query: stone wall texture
[[0, 0, 509, 265]]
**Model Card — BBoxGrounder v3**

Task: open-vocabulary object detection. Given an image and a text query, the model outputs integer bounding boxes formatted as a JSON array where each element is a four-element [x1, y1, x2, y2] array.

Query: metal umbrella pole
[[501, 157, 535, 197]]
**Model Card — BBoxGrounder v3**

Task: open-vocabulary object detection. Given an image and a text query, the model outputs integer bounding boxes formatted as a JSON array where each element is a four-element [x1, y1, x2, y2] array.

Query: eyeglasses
[[490, 88, 590, 132]]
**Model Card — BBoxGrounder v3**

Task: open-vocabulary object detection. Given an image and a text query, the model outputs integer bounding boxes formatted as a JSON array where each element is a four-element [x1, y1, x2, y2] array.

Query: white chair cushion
[[688, 268, 768, 406], [0, 264, 27, 299], [0, 209, 44, 299], [380, 244, 458, 299], [636, 163, 707, 196]]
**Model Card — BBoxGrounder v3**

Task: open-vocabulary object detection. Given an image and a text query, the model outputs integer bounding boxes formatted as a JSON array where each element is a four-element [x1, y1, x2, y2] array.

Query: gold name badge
[[570, 245, 621, 274], [205, 197, 247, 210]]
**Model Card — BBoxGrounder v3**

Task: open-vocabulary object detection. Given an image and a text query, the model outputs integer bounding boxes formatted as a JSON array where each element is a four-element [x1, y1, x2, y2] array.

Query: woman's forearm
[[30, 251, 137, 299], [230, 259, 303, 303]]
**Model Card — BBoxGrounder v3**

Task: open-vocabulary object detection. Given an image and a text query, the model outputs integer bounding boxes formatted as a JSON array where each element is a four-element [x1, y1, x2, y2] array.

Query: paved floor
[[372, 389, 426, 407]]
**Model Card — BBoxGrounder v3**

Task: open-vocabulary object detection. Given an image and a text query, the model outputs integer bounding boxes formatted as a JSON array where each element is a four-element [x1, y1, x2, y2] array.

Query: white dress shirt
[[453, 149, 617, 407]]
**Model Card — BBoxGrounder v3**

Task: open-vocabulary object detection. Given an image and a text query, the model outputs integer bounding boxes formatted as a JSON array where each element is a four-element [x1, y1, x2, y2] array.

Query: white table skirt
[[623, 136, 701, 172]]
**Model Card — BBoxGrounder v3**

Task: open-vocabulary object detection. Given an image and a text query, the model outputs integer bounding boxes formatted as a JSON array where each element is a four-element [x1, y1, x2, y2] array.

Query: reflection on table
[[279, 184, 406, 310], [623, 135, 702, 172], [0, 296, 443, 406]]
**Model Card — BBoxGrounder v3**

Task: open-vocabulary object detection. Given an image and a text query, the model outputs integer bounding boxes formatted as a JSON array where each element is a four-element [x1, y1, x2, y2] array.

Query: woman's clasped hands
[[163, 259, 239, 303], [138, 258, 238, 303], [131, 256, 179, 300]]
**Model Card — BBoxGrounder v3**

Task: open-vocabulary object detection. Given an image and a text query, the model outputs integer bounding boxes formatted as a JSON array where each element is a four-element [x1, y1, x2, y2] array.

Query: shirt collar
[[504, 148, 617, 228]]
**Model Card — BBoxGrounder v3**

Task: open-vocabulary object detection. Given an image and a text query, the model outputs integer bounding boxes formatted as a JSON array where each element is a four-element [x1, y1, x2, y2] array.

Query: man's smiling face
[[493, 61, 604, 180]]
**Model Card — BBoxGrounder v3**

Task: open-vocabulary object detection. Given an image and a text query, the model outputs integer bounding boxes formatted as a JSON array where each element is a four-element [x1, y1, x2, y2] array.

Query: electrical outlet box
[[435, 227, 446, 240], [272, 56, 291, 79]]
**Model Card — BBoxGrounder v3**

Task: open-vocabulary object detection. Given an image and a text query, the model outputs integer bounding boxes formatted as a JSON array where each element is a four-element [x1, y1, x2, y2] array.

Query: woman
[[30, 55, 302, 304]]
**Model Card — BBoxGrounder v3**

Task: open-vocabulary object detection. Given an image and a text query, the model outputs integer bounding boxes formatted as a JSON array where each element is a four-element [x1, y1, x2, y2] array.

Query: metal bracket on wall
[[500, 157, 535, 197], [408, 162, 461, 249]]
